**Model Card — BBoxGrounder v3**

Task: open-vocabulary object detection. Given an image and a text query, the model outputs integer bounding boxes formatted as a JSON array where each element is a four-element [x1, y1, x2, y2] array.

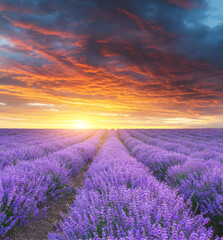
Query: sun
[[75, 121, 89, 129]]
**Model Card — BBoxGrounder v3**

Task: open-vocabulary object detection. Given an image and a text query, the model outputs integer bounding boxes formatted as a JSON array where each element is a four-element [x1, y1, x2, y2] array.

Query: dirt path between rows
[[3, 162, 90, 240]]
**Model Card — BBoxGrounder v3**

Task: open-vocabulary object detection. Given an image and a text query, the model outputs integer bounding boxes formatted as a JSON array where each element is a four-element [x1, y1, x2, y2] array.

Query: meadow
[[0, 128, 223, 239]]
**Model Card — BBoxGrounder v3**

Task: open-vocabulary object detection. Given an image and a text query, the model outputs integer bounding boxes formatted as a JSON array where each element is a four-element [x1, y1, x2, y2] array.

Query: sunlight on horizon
[[74, 120, 91, 129]]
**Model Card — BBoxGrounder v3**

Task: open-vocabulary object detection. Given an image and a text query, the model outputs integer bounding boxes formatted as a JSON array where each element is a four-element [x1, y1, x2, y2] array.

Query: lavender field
[[1, 129, 223, 239]]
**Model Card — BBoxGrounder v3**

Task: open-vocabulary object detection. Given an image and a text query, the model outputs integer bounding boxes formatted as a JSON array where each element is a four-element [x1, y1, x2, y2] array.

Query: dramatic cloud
[[0, 0, 222, 128]]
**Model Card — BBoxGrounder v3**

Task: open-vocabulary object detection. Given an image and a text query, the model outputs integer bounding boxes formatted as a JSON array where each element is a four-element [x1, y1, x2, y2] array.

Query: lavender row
[[141, 129, 223, 141], [0, 129, 61, 145], [0, 129, 82, 152], [0, 131, 70, 153], [118, 129, 223, 228], [138, 129, 223, 150], [0, 130, 106, 236], [138, 129, 223, 155], [131, 129, 223, 162], [118, 129, 188, 180], [166, 157, 223, 226], [49, 130, 213, 239], [0, 130, 96, 170], [129, 129, 194, 155], [138, 129, 207, 153]]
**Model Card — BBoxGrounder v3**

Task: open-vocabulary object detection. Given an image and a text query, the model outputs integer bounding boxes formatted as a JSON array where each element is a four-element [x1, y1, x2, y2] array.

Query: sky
[[0, 0, 223, 129]]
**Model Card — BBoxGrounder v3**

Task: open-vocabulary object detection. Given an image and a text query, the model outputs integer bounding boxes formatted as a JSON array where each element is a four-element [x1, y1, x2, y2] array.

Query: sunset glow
[[0, 0, 223, 128], [74, 121, 90, 130]]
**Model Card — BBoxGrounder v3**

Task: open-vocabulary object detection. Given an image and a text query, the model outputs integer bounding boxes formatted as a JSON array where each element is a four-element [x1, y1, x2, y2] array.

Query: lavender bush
[[118, 129, 187, 180], [167, 159, 223, 224], [0, 130, 106, 236], [0, 130, 95, 169], [119, 129, 223, 228], [49, 130, 213, 239]]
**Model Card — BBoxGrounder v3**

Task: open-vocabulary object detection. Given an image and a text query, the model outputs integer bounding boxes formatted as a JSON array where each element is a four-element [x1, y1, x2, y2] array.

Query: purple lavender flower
[[49, 130, 213, 239]]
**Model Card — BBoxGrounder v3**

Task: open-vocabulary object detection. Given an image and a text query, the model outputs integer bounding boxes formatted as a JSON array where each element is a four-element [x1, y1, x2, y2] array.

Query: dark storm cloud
[[0, 77, 27, 87], [1, 0, 222, 68], [0, 0, 223, 120]]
